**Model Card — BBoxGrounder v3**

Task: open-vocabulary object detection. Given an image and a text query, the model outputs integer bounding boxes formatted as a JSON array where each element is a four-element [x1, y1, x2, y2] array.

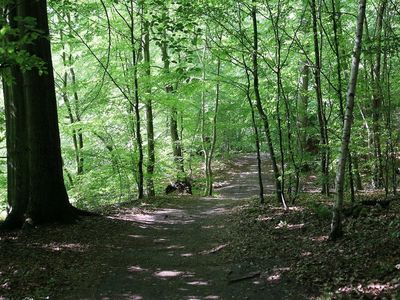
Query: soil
[[0, 154, 303, 299]]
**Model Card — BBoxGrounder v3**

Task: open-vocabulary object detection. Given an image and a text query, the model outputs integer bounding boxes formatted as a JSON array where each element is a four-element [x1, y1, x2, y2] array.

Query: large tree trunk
[[2, 0, 79, 227], [1, 4, 29, 229], [329, 0, 366, 240]]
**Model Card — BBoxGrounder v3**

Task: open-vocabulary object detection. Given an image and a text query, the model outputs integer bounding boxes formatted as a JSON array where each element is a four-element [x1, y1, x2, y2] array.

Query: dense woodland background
[[0, 0, 399, 226]]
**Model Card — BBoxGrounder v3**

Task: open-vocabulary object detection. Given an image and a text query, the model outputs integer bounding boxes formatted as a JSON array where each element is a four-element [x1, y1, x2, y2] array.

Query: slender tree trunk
[[298, 61, 310, 151], [160, 32, 185, 178], [129, 3, 144, 199], [330, 0, 355, 202], [371, 0, 387, 189], [69, 66, 84, 175], [244, 65, 265, 204], [329, 0, 366, 240], [205, 56, 221, 196], [60, 30, 83, 177], [311, 0, 330, 196], [252, 0, 287, 209], [143, 15, 155, 197]]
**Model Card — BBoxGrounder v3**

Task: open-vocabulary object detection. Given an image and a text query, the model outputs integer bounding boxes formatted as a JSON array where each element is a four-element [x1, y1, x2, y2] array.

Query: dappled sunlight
[[187, 280, 209, 286], [204, 295, 220, 299], [310, 235, 328, 242], [274, 222, 305, 230], [256, 215, 273, 222], [154, 270, 184, 278], [181, 253, 194, 257], [153, 238, 168, 243], [109, 213, 156, 224], [288, 206, 304, 212], [166, 245, 185, 249], [41, 242, 88, 252], [336, 281, 400, 297], [127, 266, 147, 273], [108, 208, 195, 225], [264, 267, 291, 284], [128, 235, 145, 239]]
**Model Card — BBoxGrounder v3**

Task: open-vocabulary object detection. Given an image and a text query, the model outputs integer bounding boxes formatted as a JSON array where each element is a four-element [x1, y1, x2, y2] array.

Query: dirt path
[[213, 154, 275, 199], [0, 154, 302, 299], [67, 198, 298, 300]]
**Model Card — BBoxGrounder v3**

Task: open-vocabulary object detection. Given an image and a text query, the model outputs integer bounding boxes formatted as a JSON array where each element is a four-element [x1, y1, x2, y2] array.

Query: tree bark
[[310, 0, 330, 196], [129, 2, 144, 199], [2, 0, 79, 226], [252, 0, 287, 209], [329, 0, 366, 240], [161, 32, 185, 178], [143, 14, 155, 197]]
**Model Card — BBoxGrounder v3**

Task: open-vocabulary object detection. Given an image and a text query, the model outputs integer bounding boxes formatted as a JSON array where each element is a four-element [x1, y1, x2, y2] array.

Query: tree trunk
[[161, 35, 185, 178], [129, 3, 144, 199], [252, 0, 287, 209], [1, 5, 29, 229], [329, 0, 366, 240], [310, 0, 330, 196], [244, 65, 265, 204], [205, 57, 221, 196], [143, 15, 155, 197], [370, 0, 387, 189], [2, 0, 79, 226]]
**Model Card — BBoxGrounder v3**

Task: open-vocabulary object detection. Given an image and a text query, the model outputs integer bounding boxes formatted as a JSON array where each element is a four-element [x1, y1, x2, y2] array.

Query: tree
[[2, 0, 81, 228], [251, 0, 287, 209], [329, 0, 367, 240]]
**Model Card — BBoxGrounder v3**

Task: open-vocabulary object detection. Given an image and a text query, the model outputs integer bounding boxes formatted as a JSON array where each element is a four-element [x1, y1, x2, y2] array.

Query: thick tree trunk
[[329, 0, 366, 240], [2, 68, 29, 228], [1, 5, 29, 228], [18, 0, 76, 224]]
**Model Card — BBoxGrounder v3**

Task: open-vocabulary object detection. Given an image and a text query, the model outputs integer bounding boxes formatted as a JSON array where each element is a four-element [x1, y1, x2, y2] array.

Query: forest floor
[[0, 154, 399, 299]]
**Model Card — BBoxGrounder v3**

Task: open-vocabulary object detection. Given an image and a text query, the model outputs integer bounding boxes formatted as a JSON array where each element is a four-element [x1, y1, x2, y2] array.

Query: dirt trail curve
[[61, 154, 302, 299]]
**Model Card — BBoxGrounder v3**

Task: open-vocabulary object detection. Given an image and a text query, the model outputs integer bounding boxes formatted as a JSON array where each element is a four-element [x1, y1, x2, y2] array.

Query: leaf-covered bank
[[223, 194, 400, 298]]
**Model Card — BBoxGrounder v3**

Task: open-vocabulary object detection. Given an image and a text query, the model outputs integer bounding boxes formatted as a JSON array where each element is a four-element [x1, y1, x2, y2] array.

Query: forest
[[0, 0, 399, 298]]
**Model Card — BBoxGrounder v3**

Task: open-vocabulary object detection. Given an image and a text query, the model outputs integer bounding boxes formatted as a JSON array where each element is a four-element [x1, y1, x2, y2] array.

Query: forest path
[[66, 154, 297, 299], [69, 197, 298, 300], [213, 153, 275, 199], [0, 154, 302, 299]]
